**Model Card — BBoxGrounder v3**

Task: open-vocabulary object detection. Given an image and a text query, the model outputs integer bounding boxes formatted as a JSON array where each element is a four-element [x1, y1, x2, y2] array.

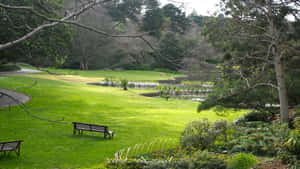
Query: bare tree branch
[[0, 0, 112, 51], [0, 0, 184, 69]]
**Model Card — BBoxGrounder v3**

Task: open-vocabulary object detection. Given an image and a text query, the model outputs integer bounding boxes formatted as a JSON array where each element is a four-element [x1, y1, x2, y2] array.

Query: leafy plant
[[243, 111, 272, 122], [180, 119, 229, 151], [120, 79, 128, 90], [284, 129, 300, 156], [227, 122, 290, 156], [227, 153, 258, 169]]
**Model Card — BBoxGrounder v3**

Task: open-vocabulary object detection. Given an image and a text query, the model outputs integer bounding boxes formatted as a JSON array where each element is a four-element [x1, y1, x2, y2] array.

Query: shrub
[[188, 151, 227, 169], [154, 68, 179, 74], [0, 63, 21, 72], [277, 151, 298, 165], [180, 119, 229, 151], [180, 119, 213, 150], [293, 117, 300, 129], [121, 64, 152, 71], [243, 111, 272, 122], [106, 159, 147, 169], [120, 79, 128, 90], [227, 153, 258, 169], [284, 129, 300, 157], [227, 122, 290, 156]]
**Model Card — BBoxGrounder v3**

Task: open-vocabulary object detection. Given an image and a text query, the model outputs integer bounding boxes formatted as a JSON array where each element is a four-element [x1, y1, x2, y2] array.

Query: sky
[[159, 0, 221, 16]]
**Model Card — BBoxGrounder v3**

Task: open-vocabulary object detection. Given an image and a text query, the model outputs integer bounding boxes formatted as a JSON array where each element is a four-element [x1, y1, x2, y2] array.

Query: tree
[[200, 0, 300, 123], [162, 4, 191, 34], [0, 0, 157, 53], [0, 0, 73, 66], [141, 8, 165, 37], [140, 3, 194, 70], [152, 32, 197, 70]]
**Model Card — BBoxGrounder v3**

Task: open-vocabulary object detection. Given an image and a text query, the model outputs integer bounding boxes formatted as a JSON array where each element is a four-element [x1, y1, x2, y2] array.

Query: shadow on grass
[[69, 134, 112, 141], [0, 153, 21, 160]]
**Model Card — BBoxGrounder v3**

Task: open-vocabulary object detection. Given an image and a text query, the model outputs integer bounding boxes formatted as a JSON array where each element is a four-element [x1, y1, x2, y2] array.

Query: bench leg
[[104, 133, 107, 139], [16, 147, 20, 157]]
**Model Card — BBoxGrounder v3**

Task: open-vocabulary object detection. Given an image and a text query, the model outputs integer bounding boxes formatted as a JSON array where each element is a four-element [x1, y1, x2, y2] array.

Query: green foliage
[[0, 0, 73, 67], [199, 0, 300, 121], [227, 122, 290, 156], [243, 111, 272, 122], [0, 63, 21, 72], [294, 117, 300, 129], [180, 119, 229, 151], [162, 4, 191, 34], [105, 0, 144, 23], [154, 32, 196, 70], [141, 3, 190, 37], [227, 153, 258, 169], [284, 129, 300, 156], [277, 151, 298, 165], [120, 79, 128, 90], [141, 8, 165, 37]]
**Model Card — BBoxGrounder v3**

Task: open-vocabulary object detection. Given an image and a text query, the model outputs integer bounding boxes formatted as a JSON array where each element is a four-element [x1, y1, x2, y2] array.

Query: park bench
[[0, 140, 23, 156], [72, 122, 114, 139]]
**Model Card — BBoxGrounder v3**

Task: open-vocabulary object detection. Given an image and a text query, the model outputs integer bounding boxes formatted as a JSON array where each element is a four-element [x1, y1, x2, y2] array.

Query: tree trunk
[[266, 0, 289, 123], [274, 53, 289, 123]]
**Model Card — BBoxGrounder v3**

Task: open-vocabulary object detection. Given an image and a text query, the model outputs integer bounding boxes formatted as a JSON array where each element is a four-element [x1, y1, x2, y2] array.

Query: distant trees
[[0, 0, 209, 72], [200, 0, 300, 123], [0, 0, 73, 67], [0, 0, 156, 68], [141, 3, 195, 70]]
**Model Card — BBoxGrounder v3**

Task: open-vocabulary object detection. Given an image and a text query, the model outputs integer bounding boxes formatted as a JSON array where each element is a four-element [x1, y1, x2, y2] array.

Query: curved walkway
[[0, 88, 31, 108]]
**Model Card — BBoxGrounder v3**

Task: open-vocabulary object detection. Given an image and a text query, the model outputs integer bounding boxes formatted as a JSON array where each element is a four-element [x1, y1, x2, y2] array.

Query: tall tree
[[162, 3, 190, 34], [200, 0, 300, 123]]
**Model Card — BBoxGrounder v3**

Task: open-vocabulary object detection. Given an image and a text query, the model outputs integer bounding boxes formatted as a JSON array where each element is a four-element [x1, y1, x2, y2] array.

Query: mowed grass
[[0, 73, 246, 169], [21, 66, 182, 82]]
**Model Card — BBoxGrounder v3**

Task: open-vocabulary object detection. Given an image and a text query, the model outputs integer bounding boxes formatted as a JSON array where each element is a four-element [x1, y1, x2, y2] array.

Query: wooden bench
[[0, 140, 23, 156], [72, 122, 114, 139]]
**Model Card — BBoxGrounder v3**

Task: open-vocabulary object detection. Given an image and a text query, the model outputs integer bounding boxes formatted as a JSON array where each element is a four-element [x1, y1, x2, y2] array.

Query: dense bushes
[[227, 153, 258, 169], [228, 122, 290, 156], [243, 111, 272, 122], [105, 114, 300, 169], [180, 118, 292, 156], [0, 63, 21, 72], [180, 119, 228, 151]]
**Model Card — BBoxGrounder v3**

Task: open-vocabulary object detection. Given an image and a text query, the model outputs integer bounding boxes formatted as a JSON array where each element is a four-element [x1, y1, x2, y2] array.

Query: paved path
[[0, 88, 31, 108], [0, 68, 41, 75], [0, 69, 38, 107]]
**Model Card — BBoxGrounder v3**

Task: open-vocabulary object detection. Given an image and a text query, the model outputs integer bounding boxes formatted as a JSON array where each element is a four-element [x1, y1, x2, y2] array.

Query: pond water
[[88, 81, 213, 102]]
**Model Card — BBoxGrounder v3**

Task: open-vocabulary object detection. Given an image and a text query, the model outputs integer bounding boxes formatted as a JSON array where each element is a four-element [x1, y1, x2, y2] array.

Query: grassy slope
[[20, 66, 182, 82], [0, 73, 246, 169]]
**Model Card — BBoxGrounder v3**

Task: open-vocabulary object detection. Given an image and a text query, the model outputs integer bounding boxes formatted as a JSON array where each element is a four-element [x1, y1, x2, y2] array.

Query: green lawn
[[20, 65, 183, 82], [0, 73, 246, 169]]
